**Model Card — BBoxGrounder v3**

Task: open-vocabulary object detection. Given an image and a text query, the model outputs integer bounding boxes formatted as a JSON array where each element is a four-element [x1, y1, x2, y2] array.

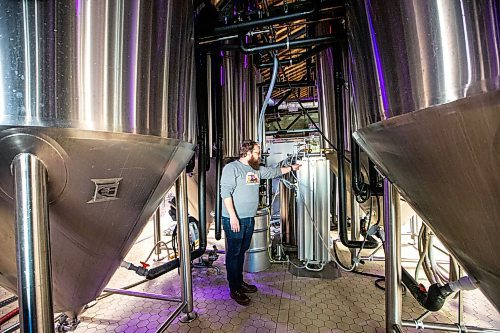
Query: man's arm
[[223, 197, 240, 232], [220, 164, 240, 232], [279, 164, 301, 175]]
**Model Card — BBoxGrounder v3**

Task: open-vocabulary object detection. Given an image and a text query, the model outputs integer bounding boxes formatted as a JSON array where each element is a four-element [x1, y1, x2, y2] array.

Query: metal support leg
[[175, 171, 198, 324], [12, 153, 55, 333], [153, 207, 162, 260], [384, 179, 402, 332], [350, 193, 360, 263]]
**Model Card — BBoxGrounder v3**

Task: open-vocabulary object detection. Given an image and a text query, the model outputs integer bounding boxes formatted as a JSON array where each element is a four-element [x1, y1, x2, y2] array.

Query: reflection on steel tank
[[348, 0, 500, 310], [0, 0, 196, 316]]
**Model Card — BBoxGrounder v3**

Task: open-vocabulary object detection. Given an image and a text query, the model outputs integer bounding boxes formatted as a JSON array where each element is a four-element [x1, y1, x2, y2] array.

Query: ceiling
[[204, 0, 345, 103]]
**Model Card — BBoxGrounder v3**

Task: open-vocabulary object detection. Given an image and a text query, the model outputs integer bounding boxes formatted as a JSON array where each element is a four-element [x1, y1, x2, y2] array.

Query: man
[[220, 139, 301, 305]]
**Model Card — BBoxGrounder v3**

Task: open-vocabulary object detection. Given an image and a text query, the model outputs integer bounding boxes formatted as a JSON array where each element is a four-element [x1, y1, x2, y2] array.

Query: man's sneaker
[[240, 281, 258, 293], [230, 290, 250, 305]]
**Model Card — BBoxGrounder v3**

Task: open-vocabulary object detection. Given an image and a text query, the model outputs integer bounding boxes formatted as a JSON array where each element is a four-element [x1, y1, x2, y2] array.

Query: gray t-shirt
[[220, 160, 282, 218]]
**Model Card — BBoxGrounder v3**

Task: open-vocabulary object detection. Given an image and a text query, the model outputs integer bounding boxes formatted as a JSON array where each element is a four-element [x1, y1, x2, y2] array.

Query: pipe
[[258, 44, 330, 68], [209, 2, 318, 36], [101, 289, 181, 303], [258, 56, 279, 145], [351, 141, 368, 197], [1, 322, 20, 333], [240, 35, 338, 54], [333, 46, 378, 249], [384, 179, 402, 332], [195, 45, 208, 261], [12, 153, 55, 333], [0, 308, 19, 326], [155, 303, 186, 333], [153, 208, 162, 259], [401, 268, 450, 312], [211, 52, 223, 241], [176, 171, 195, 316], [258, 80, 316, 88], [401, 320, 500, 332], [402, 269, 477, 312]]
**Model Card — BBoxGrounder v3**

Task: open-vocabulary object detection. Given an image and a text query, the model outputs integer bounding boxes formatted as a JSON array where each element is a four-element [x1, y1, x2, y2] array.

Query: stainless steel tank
[[348, 0, 500, 309], [220, 50, 260, 157], [0, 0, 196, 315], [244, 208, 271, 273]]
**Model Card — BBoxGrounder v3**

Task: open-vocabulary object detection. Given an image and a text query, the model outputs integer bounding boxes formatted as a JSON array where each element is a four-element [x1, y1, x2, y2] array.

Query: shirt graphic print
[[246, 172, 259, 185]]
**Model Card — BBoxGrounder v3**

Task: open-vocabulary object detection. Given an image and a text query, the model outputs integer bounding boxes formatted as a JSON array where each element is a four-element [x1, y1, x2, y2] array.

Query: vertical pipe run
[[384, 179, 402, 332], [12, 153, 55, 333], [154, 207, 162, 259], [350, 193, 360, 262], [175, 171, 194, 315], [211, 52, 223, 241]]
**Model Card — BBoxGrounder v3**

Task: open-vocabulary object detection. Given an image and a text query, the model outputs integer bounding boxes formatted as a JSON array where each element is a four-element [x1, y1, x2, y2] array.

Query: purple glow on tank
[[128, 7, 139, 131], [220, 51, 225, 86], [366, 0, 390, 119], [75, 0, 81, 16], [244, 36, 249, 68]]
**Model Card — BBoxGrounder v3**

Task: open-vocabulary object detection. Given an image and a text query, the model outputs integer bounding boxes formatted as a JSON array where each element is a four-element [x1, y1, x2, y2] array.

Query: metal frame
[[98, 170, 198, 333], [384, 179, 500, 333]]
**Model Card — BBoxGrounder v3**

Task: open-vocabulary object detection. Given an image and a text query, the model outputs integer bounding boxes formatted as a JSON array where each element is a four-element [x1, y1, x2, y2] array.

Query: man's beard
[[249, 156, 260, 170]]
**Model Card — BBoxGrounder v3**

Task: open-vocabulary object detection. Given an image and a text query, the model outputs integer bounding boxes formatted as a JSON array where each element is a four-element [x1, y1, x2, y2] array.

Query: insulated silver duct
[[296, 157, 331, 265], [220, 50, 260, 157], [348, 0, 500, 310], [0, 0, 196, 315]]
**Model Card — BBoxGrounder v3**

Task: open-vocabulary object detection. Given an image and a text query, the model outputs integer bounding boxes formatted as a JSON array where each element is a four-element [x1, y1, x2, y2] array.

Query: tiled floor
[[1, 221, 499, 333]]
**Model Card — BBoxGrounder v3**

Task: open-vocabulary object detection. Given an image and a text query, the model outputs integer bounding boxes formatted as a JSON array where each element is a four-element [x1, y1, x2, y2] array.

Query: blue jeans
[[222, 216, 255, 292]]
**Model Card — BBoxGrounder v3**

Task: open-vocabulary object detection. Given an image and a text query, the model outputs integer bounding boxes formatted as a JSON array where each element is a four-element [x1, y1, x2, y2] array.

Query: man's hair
[[239, 139, 258, 158]]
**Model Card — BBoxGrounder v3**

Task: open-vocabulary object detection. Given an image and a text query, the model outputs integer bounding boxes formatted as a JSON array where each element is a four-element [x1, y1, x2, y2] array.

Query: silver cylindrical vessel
[[296, 157, 331, 264], [0, 0, 196, 140], [348, 0, 500, 129], [348, 0, 500, 310], [220, 50, 260, 157], [244, 208, 271, 273], [0, 0, 196, 315]]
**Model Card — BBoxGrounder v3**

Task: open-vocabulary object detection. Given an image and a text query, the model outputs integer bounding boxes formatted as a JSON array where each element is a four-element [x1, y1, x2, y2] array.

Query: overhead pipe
[[258, 44, 330, 68], [333, 46, 378, 249], [240, 35, 338, 54], [208, 1, 319, 36], [258, 80, 316, 88]]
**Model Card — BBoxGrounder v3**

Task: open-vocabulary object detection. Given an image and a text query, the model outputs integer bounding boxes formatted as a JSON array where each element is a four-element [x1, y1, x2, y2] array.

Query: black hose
[[0, 296, 17, 309], [332, 45, 378, 249], [210, 51, 223, 241], [401, 267, 452, 312]]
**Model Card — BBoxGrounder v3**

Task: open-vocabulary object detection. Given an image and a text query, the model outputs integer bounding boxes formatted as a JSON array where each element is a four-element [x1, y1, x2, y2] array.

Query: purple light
[[220, 65, 225, 86], [128, 6, 139, 131], [220, 51, 225, 86], [75, 0, 81, 16], [366, 0, 390, 119]]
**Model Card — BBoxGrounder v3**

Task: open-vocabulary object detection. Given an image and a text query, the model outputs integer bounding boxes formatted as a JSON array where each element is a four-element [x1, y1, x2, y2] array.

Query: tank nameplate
[[88, 178, 123, 203]]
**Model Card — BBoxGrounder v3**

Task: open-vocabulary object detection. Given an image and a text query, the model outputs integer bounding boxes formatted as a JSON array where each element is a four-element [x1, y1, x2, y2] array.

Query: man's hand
[[230, 215, 240, 232], [291, 164, 301, 171]]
